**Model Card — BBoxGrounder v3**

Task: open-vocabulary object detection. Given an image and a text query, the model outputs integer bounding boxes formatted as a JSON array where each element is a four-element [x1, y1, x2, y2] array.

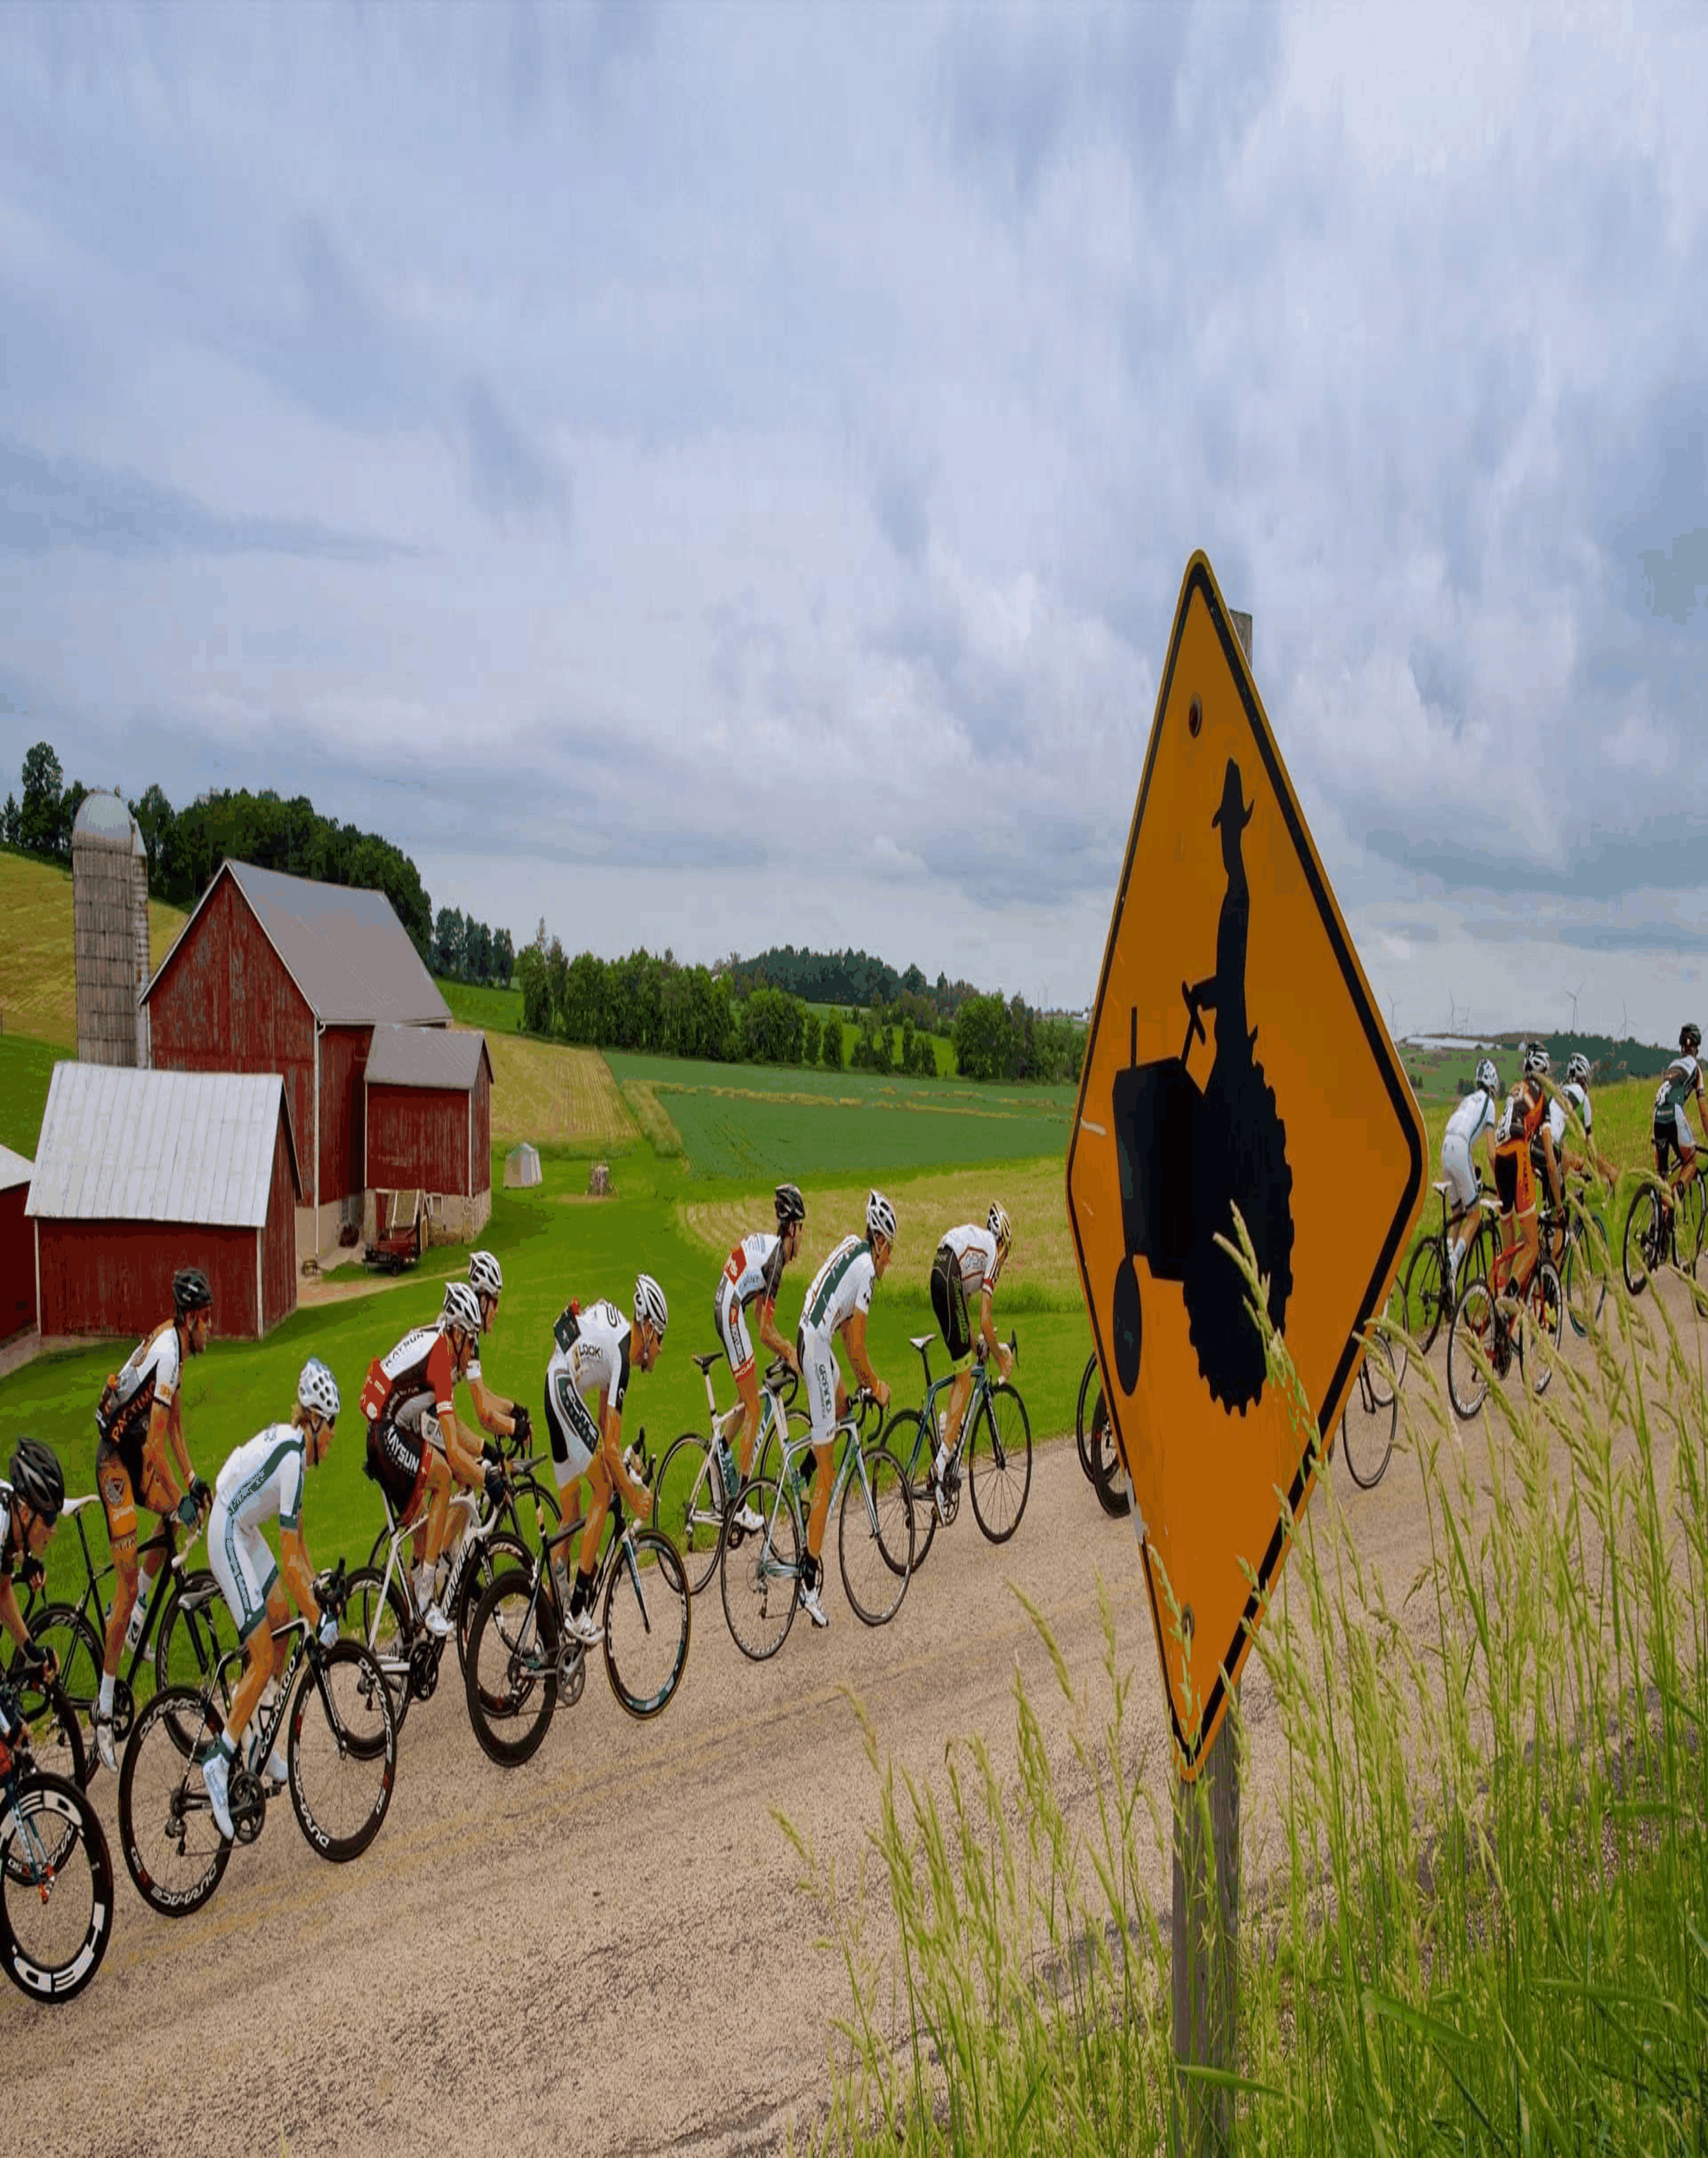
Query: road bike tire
[[602, 1529, 691, 1720], [654, 1432, 728, 1598], [1338, 1367, 1397, 1491], [1083, 1381, 1133, 1519], [879, 1408, 937, 1569], [20, 1609, 100, 1786], [718, 1478, 799, 1663], [756, 1407, 815, 1491], [154, 1576, 240, 1751], [967, 1383, 1032, 1544], [463, 1568, 559, 1767], [0, 1770, 115, 2002], [344, 1566, 416, 1732], [838, 1445, 916, 1626], [1447, 1280, 1496, 1422], [287, 1641, 398, 1863], [116, 1685, 229, 1917], [1623, 1188, 1662, 1298], [1, 1685, 86, 1871], [1074, 1351, 1101, 1486], [1402, 1238, 1446, 1355], [1563, 1215, 1610, 1338], [454, 1531, 531, 1680], [1526, 1260, 1564, 1399]]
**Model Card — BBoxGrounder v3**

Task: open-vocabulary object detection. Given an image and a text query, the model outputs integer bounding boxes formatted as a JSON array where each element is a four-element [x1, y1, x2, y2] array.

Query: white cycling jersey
[[938, 1223, 1005, 1301], [1655, 1055, 1701, 1120], [549, 1300, 633, 1413], [1444, 1087, 1498, 1149], [1546, 1083, 1592, 1154], [801, 1236, 878, 1338], [214, 1424, 308, 1535], [721, 1232, 788, 1310]]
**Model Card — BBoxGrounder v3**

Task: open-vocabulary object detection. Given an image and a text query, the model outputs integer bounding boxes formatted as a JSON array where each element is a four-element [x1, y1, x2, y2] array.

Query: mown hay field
[[472, 1028, 637, 1151], [0, 848, 185, 1048]]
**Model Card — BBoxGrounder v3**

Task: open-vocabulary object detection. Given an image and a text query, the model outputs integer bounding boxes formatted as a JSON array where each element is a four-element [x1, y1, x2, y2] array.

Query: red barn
[[142, 859, 449, 1261], [0, 1144, 36, 1343], [26, 1065, 302, 1341], [363, 1026, 494, 1244]]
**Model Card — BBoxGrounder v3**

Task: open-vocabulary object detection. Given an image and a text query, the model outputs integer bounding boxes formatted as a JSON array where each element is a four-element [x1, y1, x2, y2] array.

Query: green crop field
[[435, 977, 523, 1032], [0, 1033, 62, 1157]]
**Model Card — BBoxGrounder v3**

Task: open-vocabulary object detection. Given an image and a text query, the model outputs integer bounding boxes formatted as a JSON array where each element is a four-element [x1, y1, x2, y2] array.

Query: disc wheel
[[602, 1530, 691, 1720], [287, 1641, 397, 1863], [967, 1383, 1032, 1544], [0, 1771, 115, 2002], [837, 1446, 915, 1625], [654, 1432, 728, 1596], [463, 1568, 559, 1767], [116, 1685, 230, 1917], [718, 1479, 799, 1662]]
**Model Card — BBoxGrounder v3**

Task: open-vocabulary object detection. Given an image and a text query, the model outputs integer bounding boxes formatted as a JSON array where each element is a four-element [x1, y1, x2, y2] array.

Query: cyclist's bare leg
[[576, 1457, 613, 1578], [939, 1369, 973, 1458], [733, 1363, 762, 1481], [804, 1442, 833, 1560], [222, 1582, 291, 1757], [418, 1455, 454, 1571]]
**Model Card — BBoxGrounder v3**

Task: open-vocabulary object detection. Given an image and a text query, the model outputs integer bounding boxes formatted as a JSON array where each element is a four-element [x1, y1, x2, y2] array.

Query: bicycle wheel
[[838, 1446, 915, 1625], [1402, 1238, 1446, 1354], [116, 1685, 229, 1917], [755, 1407, 813, 1491], [967, 1383, 1032, 1544], [344, 1566, 416, 1731], [1686, 1182, 1707, 1282], [1447, 1280, 1496, 1421], [1524, 1259, 1564, 1399], [1338, 1364, 1397, 1490], [154, 1578, 240, 1751], [1623, 1188, 1662, 1298], [1563, 1215, 1610, 1338], [879, 1408, 937, 1568], [718, 1478, 799, 1662], [454, 1531, 531, 1677], [0, 1771, 115, 2002], [463, 1568, 559, 1767], [654, 1432, 727, 1597], [1083, 1381, 1134, 1519], [1074, 1350, 1101, 1485], [18, 1612, 98, 1786], [287, 1641, 397, 1862], [602, 1529, 691, 1719]]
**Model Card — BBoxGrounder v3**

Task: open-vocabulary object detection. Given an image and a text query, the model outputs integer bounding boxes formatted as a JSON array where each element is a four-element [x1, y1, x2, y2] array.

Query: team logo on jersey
[[103, 1472, 127, 1507]]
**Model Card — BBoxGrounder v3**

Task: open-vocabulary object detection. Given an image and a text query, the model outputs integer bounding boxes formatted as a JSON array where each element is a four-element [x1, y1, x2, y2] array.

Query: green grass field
[[0, 846, 186, 1048], [0, 1033, 62, 1157], [435, 977, 523, 1031]]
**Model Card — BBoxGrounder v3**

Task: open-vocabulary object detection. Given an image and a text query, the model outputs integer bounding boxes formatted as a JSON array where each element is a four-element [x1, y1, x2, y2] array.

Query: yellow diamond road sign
[[1067, 552, 1427, 1777]]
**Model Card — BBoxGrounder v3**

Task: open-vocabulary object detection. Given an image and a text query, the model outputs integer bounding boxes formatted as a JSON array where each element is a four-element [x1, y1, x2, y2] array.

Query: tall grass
[[790, 1222, 1708, 2152]]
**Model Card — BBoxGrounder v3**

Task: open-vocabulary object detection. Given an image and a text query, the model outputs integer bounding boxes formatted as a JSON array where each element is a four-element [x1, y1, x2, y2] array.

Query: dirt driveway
[[6, 1273, 1690, 2157]]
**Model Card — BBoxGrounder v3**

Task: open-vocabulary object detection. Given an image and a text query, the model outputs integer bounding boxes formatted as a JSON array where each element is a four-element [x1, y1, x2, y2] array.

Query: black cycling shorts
[[366, 1415, 428, 1524], [930, 1244, 973, 1364]]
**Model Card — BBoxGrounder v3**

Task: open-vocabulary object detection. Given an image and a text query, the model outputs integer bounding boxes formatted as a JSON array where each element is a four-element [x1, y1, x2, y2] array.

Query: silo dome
[[72, 789, 138, 849], [73, 791, 149, 1068]]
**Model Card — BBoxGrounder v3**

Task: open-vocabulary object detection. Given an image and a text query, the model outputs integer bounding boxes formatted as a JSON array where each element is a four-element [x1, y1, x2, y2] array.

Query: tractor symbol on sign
[[1109, 757, 1295, 1415]]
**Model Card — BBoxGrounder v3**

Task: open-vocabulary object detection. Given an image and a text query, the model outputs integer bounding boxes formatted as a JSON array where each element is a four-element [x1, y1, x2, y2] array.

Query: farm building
[[505, 1142, 541, 1188], [362, 1025, 494, 1245], [142, 859, 449, 1259], [0, 1144, 36, 1342], [26, 1065, 302, 1341]]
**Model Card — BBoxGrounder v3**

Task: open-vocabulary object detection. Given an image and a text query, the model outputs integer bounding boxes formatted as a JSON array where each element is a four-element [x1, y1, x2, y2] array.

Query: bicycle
[[717, 1390, 915, 1660], [1447, 1248, 1564, 1421], [654, 1354, 810, 1595], [462, 1442, 691, 1763], [1542, 1175, 1611, 1336], [1402, 1181, 1496, 1353], [1074, 1352, 1131, 1519], [881, 1333, 1031, 1566], [0, 1674, 114, 2002], [344, 1437, 560, 1732], [0, 1630, 88, 1792], [1622, 1170, 1705, 1299], [117, 1561, 397, 1918], [20, 1493, 236, 1775], [1334, 1308, 1411, 1491]]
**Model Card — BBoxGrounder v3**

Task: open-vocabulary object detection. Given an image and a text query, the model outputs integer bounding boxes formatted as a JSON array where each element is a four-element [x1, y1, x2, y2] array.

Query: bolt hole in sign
[[1066, 552, 1426, 1777]]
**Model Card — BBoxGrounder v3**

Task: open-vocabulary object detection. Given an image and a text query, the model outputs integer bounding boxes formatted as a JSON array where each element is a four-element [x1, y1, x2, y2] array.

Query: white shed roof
[[26, 1064, 301, 1226], [0, 1144, 34, 1195]]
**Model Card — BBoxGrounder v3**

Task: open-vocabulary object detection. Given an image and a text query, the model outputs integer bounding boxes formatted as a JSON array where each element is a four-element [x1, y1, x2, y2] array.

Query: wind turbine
[[1564, 978, 1585, 1032]]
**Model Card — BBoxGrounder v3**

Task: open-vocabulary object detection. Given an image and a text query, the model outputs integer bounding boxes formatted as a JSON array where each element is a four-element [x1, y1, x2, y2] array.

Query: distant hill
[[0, 846, 186, 1049]]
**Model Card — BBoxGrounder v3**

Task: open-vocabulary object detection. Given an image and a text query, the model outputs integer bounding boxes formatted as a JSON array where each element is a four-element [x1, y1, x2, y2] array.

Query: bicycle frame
[[899, 1337, 1010, 1483], [367, 1449, 551, 1625]]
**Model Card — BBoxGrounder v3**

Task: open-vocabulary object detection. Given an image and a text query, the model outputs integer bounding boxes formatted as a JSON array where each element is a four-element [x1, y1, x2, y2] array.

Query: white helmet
[[468, 1251, 503, 1304], [1523, 1043, 1550, 1078], [1566, 1053, 1590, 1085], [1476, 1058, 1498, 1094], [866, 1189, 897, 1244], [442, 1280, 482, 1338], [297, 1357, 341, 1422], [634, 1273, 668, 1339], [987, 1202, 1012, 1251]]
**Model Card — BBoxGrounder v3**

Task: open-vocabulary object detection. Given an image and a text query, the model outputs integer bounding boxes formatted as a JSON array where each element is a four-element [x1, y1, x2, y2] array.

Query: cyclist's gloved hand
[[189, 1473, 212, 1510], [484, 1462, 506, 1506], [13, 1637, 48, 1681], [481, 1439, 502, 1467], [176, 1491, 200, 1528], [510, 1404, 531, 1446], [20, 1552, 46, 1596], [316, 1610, 339, 1648]]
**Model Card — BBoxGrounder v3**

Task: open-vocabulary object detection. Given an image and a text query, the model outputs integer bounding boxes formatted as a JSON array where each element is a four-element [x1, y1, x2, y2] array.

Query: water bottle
[[123, 1568, 153, 1652]]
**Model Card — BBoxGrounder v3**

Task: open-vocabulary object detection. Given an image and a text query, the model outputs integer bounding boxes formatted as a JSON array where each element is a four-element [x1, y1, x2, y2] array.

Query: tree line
[[726, 944, 982, 1032]]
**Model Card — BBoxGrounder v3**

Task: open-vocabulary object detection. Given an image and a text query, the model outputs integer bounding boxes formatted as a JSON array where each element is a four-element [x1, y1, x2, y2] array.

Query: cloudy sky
[[3, 1, 1706, 1042]]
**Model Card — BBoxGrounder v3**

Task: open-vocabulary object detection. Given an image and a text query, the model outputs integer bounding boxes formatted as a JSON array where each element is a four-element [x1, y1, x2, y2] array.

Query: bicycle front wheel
[[1338, 1366, 1397, 1491], [603, 1530, 691, 1719], [1525, 1260, 1564, 1399], [1402, 1237, 1446, 1354], [17, 1615, 97, 1788], [454, 1531, 531, 1678], [879, 1409, 937, 1568], [155, 1577, 240, 1751], [1447, 1280, 1496, 1421], [1623, 1187, 1662, 1298], [1083, 1381, 1133, 1519], [718, 1479, 799, 1662], [0, 1772, 115, 2002], [344, 1565, 415, 1732], [654, 1432, 727, 1597], [968, 1383, 1032, 1544], [1074, 1351, 1101, 1484], [463, 1568, 559, 1766], [838, 1446, 915, 1625], [1564, 1215, 1610, 1338], [117, 1685, 229, 1917], [287, 1641, 397, 1862]]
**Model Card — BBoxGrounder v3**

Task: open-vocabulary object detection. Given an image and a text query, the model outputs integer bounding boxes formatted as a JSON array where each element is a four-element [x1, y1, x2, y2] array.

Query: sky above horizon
[[3, 1, 1707, 1044]]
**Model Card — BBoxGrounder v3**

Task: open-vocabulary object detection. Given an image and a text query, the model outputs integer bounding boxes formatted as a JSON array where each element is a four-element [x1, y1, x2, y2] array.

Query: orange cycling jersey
[[1496, 1075, 1548, 1150]]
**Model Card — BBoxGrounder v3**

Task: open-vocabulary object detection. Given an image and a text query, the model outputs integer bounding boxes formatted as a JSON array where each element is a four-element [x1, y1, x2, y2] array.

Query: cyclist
[[928, 1204, 1015, 1524], [201, 1359, 342, 1842], [794, 1192, 895, 1629], [405, 1250, 531, 1585], [714, 1183, 808, 1534], [91, 1266, 215, 1772], [1652, 1022, 1707, 1224], [1440, 1058, 1501, 1299], [1543, 1050, 1616, 1208], [360, 1282, 500, 1639], [1, 1439, 65, 1683], [1492, 1044, 1559, 1309], [542, 1275, 667, 1645]]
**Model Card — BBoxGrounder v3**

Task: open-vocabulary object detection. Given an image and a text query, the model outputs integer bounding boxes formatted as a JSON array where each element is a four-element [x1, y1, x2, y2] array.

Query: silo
[[73, 791, 147, 1068], [132, 812, 151, 1067]]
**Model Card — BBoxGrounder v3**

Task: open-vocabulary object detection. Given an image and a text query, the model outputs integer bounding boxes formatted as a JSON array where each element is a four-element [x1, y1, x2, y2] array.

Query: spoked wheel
[[654, 1432, 728, 1597], [0, 1772, 115, 2002], [1338, 1361, 1397, 1491], [1623, 1187, 1665, 1298], [1524, 1259, 1564, 1399], [603, 1530, 691, 1720], [878, 1409, 937, 1568], [718, 1479, 799, 1662], [463, 1568, 559, 1767], [837, 1446, 916, 1625], [455, 1531, 531, 1678], [155, 1582, 240, 1755], [967, 1383, 1032, 1544], [343, 1566, 416, 1733], [1402, 1238, 1447, 1355], [1563, 1214, 1610, 1338], [1447, 1280, 1498, 1422], [22, 1608, 102, 1786], [117, 1686, 230, 1917], [288, 1641, 397, 1861]]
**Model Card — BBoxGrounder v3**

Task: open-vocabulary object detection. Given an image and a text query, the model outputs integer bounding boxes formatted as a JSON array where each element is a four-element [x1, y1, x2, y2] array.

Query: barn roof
[[26, 1064, 302, 1226], [142, 859, 450, 1028], [365, 1024, 492, 1092], [0, 1144, 34, 1195]]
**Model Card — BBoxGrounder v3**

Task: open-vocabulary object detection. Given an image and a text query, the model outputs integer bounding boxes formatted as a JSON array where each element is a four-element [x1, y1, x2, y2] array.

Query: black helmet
[[1682, 1021, 1702, 1054], [774, 1182, 806, 1227], [8, 1438, 64, 1526], [172, 1266, 213, 1316]]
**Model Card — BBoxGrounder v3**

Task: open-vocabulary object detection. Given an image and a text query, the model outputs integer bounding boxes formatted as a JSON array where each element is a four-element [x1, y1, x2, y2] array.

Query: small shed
[[363, 1026, 493, 1245], [0, 1144, 36, 1341], [504, 1143, 542, 1189], [27, 1065, 302, 1340]]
